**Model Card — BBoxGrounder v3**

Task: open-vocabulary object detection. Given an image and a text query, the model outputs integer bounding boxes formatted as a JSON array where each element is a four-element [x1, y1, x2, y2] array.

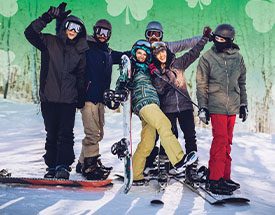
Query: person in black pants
[[148, 27, 212, 182], [24, 3, 88, 179]]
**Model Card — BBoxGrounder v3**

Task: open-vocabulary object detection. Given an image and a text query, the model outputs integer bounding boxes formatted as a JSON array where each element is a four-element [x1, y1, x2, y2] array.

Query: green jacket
[[196, 45, 247, 115], [131, 63, 160, 116]]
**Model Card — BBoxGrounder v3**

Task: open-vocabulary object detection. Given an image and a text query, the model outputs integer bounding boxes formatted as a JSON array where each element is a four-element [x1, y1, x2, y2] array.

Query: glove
[[41, 6, 60, 24], [76, 90, 86, 109], [239, 105, 248, 122], [148, 63, 157, 75], [198, 108, 210, 125], [56, 2, 71, 23], [203, 26, 213, 41]]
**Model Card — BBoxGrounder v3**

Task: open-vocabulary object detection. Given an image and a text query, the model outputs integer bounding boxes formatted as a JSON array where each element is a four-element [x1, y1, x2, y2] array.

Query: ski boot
[[174, 151, 198, 175], [209, 177, 238, 195], [55, 165, 71, 180], [225, 179, 240, 189], [185, 160, 200, 188], [82, 156, 111, 180], [44, 168, 56, 178]]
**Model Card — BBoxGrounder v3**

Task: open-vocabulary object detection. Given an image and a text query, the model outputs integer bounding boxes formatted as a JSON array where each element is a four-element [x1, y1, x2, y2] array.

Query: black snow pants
[[41, 102, 76, 168]]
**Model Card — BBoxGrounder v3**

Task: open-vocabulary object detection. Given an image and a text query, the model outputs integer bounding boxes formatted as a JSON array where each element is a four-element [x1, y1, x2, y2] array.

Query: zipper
[[176, 91, 180, 112], [86, 81, 91, 91], [225, 57, 229, 115]]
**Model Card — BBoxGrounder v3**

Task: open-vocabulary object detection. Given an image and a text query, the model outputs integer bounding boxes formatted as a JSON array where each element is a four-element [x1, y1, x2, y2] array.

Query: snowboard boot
[[209, 178, 238, 195], [185, 160, 200, 186], [76, 161, 83, 174], [44, 168, 56, 178], [226, 179, 240, 189], [174, 151, 198, 175], [55, 165, 70, 180], [132, 178, 149, 186], [82, 156, 111, 180], [96, 155, 113, 172]]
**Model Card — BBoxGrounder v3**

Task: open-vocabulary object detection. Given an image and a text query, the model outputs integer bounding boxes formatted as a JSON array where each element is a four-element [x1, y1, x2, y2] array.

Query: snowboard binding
[[111, 138, 129, 160], [103, 89, 129, 110], [0, 169, 11, 177]]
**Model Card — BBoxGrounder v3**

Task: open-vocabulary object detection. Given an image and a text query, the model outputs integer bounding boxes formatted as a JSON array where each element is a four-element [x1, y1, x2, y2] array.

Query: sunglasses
[[95, 27, 110, 37], [146, 30, 162, 39], [65, 22, 82, 33]]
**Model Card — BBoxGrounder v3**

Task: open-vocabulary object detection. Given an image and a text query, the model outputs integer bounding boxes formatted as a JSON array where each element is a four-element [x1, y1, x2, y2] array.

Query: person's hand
[[76, 90, 86, 109], [198, 107, 210, 125], [203, 26, 213, 41], [41, 6, 60, 23], [239, 105, 248, 122], [56, 2, 71, 22]]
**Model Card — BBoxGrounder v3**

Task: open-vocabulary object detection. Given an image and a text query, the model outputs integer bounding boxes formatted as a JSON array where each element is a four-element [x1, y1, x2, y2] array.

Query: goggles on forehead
[[95, 27, 110, 37], [151, 41, 166, 50], [146, 30, 162, 39], [135, 40, 151, 49], [65, 21, 82, 33]]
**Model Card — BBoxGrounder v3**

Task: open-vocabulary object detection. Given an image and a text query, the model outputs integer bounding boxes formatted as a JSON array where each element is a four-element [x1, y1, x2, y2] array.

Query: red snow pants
[[208, 114, 236, 181]]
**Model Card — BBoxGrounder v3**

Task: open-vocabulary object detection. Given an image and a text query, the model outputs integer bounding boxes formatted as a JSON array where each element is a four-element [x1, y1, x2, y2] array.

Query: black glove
[[56, 2, 71, 23], [198, 108, 210, 125], [239, 105, 248, 122], [76, 90, 86, 109], [41, 6, 60, 24], [203, 26, 213, 41]]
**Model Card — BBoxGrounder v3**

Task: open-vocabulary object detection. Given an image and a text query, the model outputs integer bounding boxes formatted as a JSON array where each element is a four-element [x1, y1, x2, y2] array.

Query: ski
[[174, 177, 250, 205], [173, 177, 225, 205], [199, 184, 250, 204]]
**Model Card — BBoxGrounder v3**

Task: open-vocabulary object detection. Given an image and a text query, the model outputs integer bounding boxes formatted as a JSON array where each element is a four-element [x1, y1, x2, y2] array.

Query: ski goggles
[[95, 27, 111, 38], [135, 40, 151, 49], [151, 41, 167, 55], [146, 30, 163, 39], [65, 21, 82, 33]]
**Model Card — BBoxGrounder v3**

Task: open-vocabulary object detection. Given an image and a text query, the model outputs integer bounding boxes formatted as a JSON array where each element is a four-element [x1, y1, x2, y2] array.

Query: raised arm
[[166, 36, 202, 54]]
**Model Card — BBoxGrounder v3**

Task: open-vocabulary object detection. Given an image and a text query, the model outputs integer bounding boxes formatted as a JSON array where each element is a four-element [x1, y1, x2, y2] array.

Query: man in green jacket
[[196, 24, 248, 195]]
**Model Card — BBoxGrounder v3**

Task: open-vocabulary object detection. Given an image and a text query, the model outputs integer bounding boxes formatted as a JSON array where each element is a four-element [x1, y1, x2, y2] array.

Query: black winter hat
[[94, 19, 112, 31]]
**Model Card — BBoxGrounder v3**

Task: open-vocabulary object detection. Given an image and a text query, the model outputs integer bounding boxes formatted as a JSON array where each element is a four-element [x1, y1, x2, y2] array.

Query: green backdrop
[[0, 0, 274, 133]]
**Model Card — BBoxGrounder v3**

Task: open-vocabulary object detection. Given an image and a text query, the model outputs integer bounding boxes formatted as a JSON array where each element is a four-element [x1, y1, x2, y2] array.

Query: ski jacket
[[24, 15, 88, 104], [152, 37, 208, 113], [85, 35, 130, 104], [131, 63, 160, 116], [196, 45, 247, 115], [165, 36, 202, 54]]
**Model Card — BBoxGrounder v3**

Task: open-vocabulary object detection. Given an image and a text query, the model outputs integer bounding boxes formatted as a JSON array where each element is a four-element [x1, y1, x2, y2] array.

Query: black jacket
[[24, 15, 89, 104], [85, 35, 130, 103]]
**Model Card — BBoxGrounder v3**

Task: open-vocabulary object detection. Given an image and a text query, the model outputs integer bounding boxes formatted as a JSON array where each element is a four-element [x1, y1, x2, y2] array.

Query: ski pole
[[153, 71, 200, 109]]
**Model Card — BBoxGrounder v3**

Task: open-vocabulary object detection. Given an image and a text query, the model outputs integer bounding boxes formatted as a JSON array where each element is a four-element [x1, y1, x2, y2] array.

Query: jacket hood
[[58, 15, 88, 53]]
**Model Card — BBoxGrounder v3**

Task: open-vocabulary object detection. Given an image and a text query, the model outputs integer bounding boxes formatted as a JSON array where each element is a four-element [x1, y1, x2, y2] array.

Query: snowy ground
[[0, 99, 275, 215]]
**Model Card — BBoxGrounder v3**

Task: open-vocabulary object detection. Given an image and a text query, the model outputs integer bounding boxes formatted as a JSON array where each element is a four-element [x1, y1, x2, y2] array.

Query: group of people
[[24, 2, 248, 195]]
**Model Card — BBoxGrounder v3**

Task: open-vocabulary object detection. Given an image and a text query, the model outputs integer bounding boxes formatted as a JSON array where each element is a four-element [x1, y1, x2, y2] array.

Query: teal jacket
[[131, 62, 160, 116]]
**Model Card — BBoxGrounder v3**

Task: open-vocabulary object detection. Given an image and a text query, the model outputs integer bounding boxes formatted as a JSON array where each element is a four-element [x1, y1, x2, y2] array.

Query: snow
[[0, 98, 275, 215]]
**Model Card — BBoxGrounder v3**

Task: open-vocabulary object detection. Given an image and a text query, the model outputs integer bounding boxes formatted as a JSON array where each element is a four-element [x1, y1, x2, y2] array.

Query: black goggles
[[65, 22, 82, 33], [146, 30, 162, 39], [95, 27, 110, 37], [136, 40, 151, 49]]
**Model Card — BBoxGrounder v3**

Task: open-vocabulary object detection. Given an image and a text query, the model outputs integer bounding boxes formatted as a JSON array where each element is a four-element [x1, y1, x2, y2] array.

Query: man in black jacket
[[24, 4, 88, 179]]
